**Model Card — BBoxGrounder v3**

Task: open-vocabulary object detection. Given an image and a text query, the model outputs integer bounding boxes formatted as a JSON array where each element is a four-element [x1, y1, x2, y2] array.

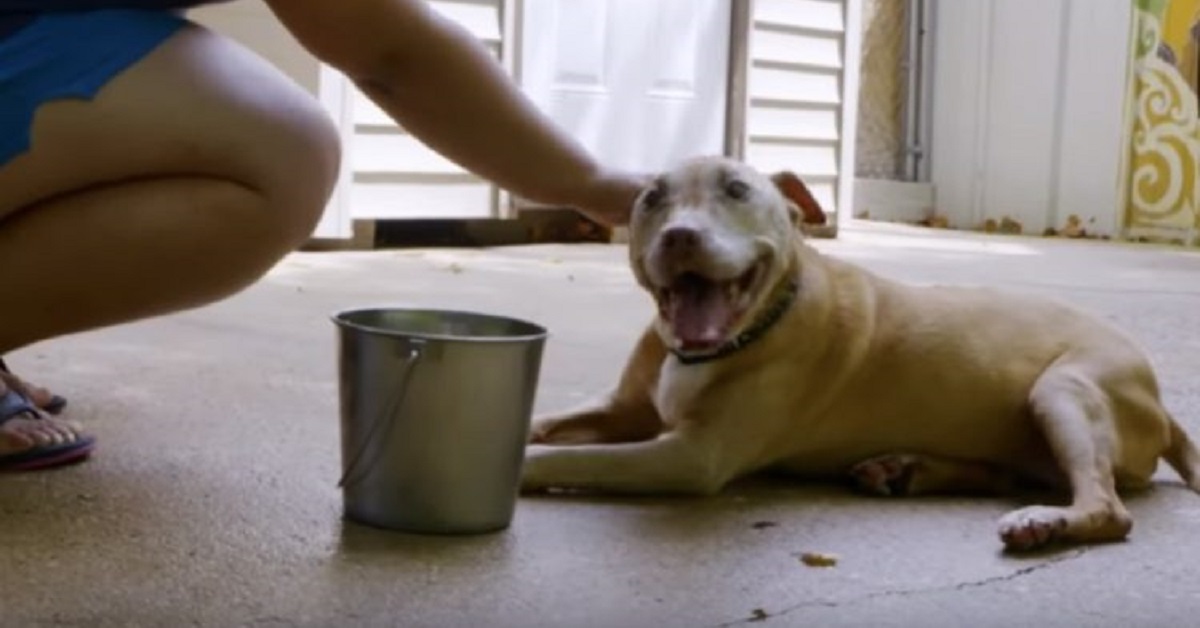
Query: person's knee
[[255, 101, 343, 249]]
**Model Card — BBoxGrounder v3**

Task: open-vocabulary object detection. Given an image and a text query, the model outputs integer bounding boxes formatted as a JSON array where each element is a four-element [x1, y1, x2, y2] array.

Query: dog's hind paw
[[849, 454, 920, 497]]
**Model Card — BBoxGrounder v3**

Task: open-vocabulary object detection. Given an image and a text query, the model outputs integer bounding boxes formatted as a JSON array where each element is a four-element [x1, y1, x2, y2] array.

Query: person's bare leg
[[0, 23, 341, 457]]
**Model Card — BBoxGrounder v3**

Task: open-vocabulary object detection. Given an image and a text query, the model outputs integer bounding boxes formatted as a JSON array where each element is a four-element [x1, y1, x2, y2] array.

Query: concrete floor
[[7, 221, 1200, 627]]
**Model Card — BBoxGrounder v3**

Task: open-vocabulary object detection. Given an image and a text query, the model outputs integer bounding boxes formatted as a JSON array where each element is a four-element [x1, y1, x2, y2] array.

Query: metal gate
[[854, 0, 930, 182]]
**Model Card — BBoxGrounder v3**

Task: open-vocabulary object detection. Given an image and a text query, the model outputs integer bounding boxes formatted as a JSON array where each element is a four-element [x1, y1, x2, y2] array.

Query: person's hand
[[573, 169, 652, 227]]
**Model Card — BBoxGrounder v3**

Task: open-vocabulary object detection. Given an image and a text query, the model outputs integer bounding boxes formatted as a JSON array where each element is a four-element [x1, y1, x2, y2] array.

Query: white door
[[519, 0, 732, 175]]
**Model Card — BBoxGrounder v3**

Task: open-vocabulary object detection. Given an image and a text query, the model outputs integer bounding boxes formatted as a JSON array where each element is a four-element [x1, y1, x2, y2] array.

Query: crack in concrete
[[715, 548, 1089, 627]]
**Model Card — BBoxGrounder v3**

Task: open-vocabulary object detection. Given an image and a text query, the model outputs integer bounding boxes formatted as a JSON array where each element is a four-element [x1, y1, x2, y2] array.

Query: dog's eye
[[641, 187, 665, 209], [725, 179, 751, 200]]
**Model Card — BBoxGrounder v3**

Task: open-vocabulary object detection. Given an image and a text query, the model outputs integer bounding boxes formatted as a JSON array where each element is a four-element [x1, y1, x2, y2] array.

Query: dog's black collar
[[669, 278, 800, 366]]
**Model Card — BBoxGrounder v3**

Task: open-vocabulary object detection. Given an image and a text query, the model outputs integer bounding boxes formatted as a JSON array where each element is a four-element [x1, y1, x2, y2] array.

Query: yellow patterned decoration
[[1124, 4, 1200, 237]]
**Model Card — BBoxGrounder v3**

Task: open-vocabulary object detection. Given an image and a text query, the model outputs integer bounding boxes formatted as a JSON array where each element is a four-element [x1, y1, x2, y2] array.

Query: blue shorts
[[0, 9, 189, 166]]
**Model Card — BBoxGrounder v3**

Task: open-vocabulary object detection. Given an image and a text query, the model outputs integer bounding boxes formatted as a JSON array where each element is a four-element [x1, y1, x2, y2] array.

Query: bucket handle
[[337, 341, 424, 490]]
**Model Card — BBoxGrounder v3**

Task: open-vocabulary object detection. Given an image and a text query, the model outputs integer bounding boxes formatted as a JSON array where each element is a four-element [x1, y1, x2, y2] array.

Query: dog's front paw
[[519, 444, 561, 494], [528, 417, 604, 445], [520, 443, 612, 496], [527, 418, 558, 444], [528, 418, 569, 445], [997, 506, 1069, 551], [849, 454, 920, 496]]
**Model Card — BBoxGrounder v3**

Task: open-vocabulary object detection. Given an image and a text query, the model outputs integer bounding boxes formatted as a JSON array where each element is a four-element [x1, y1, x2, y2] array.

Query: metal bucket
[[331, 307, 547, 534]]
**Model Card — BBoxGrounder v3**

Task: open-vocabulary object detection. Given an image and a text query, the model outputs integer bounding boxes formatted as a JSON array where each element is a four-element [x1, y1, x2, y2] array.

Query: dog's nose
[[660, 227, 701, 252]]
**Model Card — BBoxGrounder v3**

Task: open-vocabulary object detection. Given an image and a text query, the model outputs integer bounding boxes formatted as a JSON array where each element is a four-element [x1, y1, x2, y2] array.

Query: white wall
[[929, 0, 1133, 236], [188, 1, 320, 92]]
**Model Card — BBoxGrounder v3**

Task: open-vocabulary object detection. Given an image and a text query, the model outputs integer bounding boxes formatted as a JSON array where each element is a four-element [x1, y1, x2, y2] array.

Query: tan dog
[[521, 155, 1200, 552]]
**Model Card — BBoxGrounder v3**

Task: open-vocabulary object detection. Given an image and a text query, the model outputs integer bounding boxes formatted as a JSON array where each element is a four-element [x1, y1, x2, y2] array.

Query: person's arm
[[263, 0, 646, 225]]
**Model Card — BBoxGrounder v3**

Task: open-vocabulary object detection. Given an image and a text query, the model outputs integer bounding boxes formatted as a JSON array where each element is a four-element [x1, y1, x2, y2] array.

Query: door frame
[[724, 0, 753, 161]]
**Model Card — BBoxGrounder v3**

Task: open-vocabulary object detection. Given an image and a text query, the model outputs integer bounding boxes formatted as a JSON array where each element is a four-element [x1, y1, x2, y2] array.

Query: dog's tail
[[1163, 413, 1200, 493]]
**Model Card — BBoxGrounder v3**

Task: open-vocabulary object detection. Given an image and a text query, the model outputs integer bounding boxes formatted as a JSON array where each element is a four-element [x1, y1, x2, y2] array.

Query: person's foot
[[0, 379, 92, 469], [0, 366, 66, 414], [0, 411, 82, 454]]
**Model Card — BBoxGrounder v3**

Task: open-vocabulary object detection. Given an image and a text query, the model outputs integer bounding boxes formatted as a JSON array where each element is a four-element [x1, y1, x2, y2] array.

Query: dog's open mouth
[[657, 261, 765, 352]]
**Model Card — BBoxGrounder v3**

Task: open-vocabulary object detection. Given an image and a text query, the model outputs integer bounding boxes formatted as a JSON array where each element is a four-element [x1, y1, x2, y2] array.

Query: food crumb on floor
[[798, 552, 838, 568]]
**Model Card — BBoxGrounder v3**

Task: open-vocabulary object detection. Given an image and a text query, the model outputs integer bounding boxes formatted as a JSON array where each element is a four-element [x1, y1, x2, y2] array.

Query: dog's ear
[[770, 171, 827, 226]]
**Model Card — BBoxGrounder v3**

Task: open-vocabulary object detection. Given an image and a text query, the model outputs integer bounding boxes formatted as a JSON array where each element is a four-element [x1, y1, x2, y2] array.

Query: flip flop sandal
[[0, 357, 67, 415], [0, 387, 94, 472]]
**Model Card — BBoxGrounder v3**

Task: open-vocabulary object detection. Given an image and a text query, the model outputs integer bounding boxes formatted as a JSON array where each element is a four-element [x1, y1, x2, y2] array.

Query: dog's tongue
[[668, 275, 732, 350]]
